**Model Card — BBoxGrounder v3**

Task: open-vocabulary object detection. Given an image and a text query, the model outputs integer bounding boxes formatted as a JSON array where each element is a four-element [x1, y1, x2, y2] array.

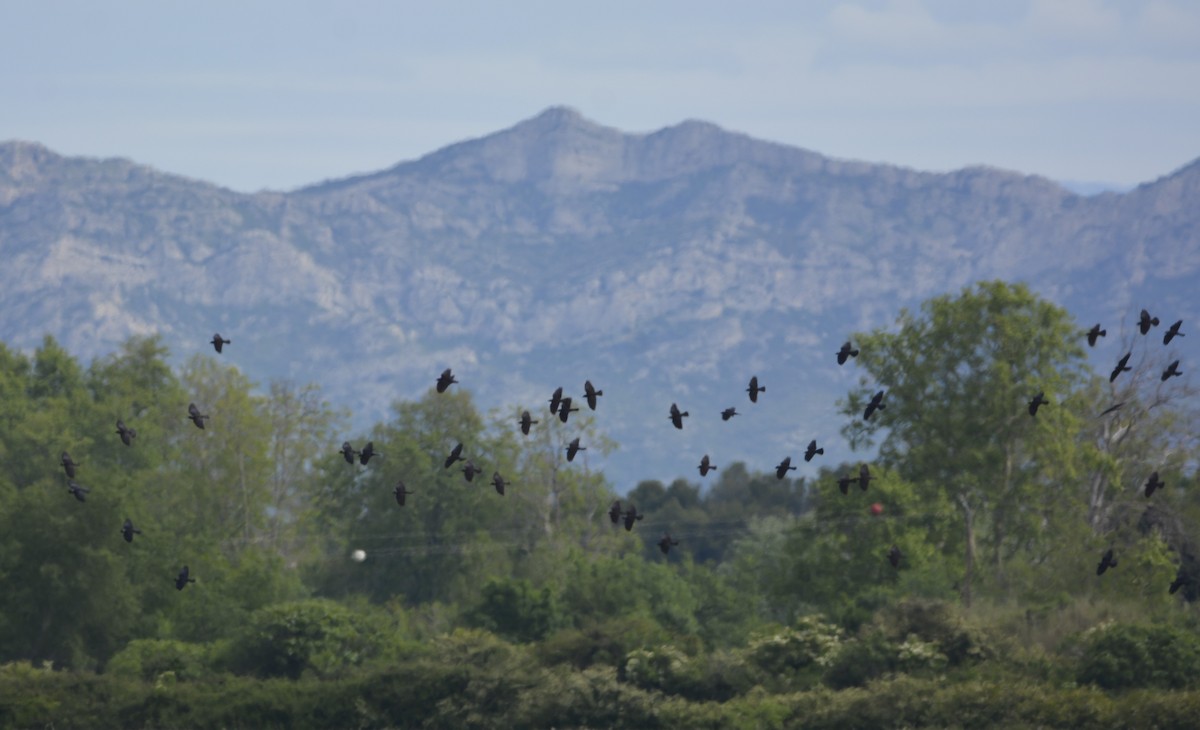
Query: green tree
[[841, 281, 1093, 605]]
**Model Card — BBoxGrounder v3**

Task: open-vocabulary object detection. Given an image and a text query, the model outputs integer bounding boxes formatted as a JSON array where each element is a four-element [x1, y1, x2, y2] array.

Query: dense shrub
[[1076, 622, 1200, 690], [106, 638, 216, 682], [465, 577, 565, 643]]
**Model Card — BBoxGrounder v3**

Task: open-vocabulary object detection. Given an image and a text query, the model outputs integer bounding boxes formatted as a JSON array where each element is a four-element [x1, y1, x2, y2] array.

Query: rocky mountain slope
[[2, 107, 1197, 488]]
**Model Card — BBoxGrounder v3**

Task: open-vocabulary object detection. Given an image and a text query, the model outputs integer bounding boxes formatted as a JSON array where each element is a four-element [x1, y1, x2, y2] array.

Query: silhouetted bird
[[1139, 309, 1160, 335], [1163, 320, 1185, 345], [359, 441, 381, 465], [775, 457, 796, 480], [1099, 402, 1125, 417], [519, 410, 539, 435], [393, 480, 412, 506], [888, 545, 902, 569], [858, 464, 873, 491], [623, 504, 644, 531], [863, 390, 886, 421], [1028, 391, 1049, 417], [210, 333, 231, 353], [747, 376, 765, 403], [838, 474, 854, 495], [188, 402, 209, 429], [1096, 548, 1118, 576], [609, 500, 623, 525], [698, 454, 717, 477], [436, 368, 457, 393], [566, 437, 586, 462], [116, 419, 136, 446], [175, 566, 196, 591], [444, 442, 464, 469], [1170, 570, 1187, 595], [583, 380, 603, 411], [67, 481, 89, 502], [804, 439, 824, 462], [1144, 471, 1164, 498], [1109, 352, 1132, 382], [462, 461, 482, 482], [340, 441, 359, 464], [1162, 360, 1182, 381], [721, 407, 739, 421], [1086, 324, 1106, 347], [669, 403, 689, 430], [558, 397, 579, 423], [548, 387, 563, 415], [658, 533, 680, 555], [122, 518, 142, 543], [837, 341, 860, 365], [61, 451, 80, 479], [491, 472, 507, 496]]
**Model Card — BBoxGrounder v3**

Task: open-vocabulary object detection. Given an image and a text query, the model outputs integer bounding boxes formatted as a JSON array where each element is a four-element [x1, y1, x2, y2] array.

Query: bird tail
[[816, 448, 825, 455], [1152, 318, 1160, 326], [1099, 329, 1107, 337], [682, 411, 689, 417], [851, 349, 859, 357]]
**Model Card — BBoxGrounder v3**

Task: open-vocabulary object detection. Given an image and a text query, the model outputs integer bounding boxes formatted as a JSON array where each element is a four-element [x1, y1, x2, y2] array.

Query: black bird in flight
[[658, 533, 680, 555], [863, 390, 886, 421], [548, 387, 563, 415], [491, 472, 507, 496], [210, 333, 231, 354], [837, 341, 860, 365], [858, 464, 874, 491], [67, 481, 90, 502], [340, 441, 359, 465], [775, 457, 796, 480], [175, 566, 196, 591], [720, 407, 739, 421], [444, 442, 464, 469], [1163, 319, 1185, 345], [698, 454, 717, 477], [1028, 391, 1049, 417], [1086, 324, 1106, 347], [359, 441, 381, 465], [1099, 402, 1125, 417], [1096, 548, 1118, 576], [187, 402, 209, 430], [837, 474, 854, 495], [747, 376, 765, 403], [623, 504, 644, 531], [887, 545, 902, 569], [1138, 309, 1160, 335], [804, 439, 824, 462], [461, 461, 482, 482], [60, 451, 80, 479], [1109, 352, 1132, 382], [1170, 570, 1187, 595], [566, 437, 586, 462], [669, 403, 689, 430], [558, 397, 579, 423], [393, 480, 413, 506], [1162, 360, 1182, 381], [116, 419, 136, 446], [1144, 471, 1164, 498], [436, 368, 458, 393], [609, 500, 623, 525], [122, 518, 142, 543], [518, 410, 538, 435], [583, 380, 603, 411]]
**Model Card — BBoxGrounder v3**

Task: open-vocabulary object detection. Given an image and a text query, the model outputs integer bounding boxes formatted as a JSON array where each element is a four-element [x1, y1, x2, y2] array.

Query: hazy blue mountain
[[2, 107, 1197, 490]]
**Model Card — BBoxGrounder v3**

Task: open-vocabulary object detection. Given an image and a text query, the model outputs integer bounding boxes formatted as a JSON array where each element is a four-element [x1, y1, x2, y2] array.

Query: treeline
[[2, 281, 1199, 727]]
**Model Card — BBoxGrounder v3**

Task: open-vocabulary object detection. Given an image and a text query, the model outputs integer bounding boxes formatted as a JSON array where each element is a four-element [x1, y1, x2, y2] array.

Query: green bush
[[106, 638, 216, 682], [466, 577, 566, 643], [1076, 622, 1200, 690]]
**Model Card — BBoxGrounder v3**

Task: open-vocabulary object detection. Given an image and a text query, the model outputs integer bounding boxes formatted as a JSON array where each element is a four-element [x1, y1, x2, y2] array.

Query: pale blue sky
[[2, 0, 1197, 192]]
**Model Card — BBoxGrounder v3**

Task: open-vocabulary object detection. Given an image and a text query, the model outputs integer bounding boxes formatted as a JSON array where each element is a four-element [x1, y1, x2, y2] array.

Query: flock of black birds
[[55, 306, 1192, 597]]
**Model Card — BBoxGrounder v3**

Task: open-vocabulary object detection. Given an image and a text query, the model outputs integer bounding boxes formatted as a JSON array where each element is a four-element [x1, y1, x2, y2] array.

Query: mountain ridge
[[1, 108, 1197, 489]]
